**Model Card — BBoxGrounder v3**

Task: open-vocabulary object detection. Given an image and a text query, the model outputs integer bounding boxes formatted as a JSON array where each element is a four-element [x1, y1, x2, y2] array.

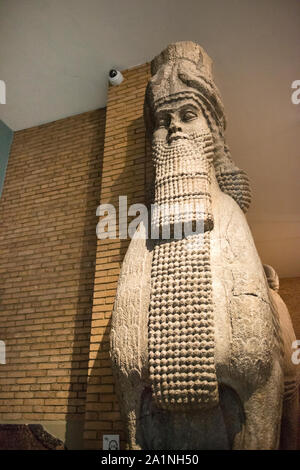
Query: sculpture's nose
[[168, 124, 182, 135], [167, 116, 183, 142], [168, 115, 182, 134]]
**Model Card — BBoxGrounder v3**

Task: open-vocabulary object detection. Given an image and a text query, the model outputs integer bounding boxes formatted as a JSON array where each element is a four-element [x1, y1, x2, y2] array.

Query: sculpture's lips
[[167, 133, 189, 144]]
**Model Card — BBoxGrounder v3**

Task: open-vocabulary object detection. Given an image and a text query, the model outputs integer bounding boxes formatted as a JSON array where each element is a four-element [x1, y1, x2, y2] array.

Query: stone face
[[110, 41, 299, 449]]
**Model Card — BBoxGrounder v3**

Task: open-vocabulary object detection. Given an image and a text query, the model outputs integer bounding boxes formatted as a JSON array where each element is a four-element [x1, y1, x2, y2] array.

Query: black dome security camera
[[108, 69, 123, 86]]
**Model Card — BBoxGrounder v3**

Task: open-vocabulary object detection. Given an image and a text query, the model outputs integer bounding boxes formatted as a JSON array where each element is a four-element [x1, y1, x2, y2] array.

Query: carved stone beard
[[148, 129, 219, 411], [151, 130, 214, 234]]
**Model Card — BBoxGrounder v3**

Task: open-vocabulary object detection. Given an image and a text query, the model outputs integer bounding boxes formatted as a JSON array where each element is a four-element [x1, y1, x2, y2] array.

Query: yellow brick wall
[[280, 278, 300, 340], [279, 278, 300, 450], [0, 109, 105, 433], [83, 63, 151, 449]]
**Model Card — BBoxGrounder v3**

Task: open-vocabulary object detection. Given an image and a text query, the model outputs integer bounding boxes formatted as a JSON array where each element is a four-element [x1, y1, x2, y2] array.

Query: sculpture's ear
[[215, 160, 252, 213], [263, 264, 280, 292]]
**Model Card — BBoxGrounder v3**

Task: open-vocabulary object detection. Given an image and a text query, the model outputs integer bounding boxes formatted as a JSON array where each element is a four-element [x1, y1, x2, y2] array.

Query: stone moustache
[[110, 41, 299, 450]]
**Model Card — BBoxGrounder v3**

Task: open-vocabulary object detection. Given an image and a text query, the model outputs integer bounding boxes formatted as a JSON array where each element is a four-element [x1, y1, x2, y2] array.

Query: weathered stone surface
[[110, 41, 299, 449], [0, 424, 65, 450]]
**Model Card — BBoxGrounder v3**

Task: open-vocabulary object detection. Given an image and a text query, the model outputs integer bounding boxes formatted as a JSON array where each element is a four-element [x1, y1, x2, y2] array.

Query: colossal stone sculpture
[[110, 42, 299, 449]]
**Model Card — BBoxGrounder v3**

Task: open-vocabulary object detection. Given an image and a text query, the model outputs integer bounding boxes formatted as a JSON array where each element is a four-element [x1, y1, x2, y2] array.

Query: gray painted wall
[[0, 120, 13, 196], [0, 0, 299, 276]]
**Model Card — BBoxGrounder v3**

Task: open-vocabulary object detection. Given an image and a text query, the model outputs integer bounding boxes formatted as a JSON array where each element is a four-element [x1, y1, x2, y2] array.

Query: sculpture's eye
[[156, 116, 169, 128], [181, 110, 197, 122]]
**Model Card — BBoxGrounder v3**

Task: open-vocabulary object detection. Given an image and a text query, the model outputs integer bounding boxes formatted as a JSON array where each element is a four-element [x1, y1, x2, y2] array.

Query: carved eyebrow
[[155, 110, 170, 118], [155, 103, 199, 116], [156, 111, 168, 118], [179, 104, 199, 113]]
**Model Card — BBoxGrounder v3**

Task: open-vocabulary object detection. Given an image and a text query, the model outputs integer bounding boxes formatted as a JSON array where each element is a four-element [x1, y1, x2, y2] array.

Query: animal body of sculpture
[[110, 42, 299, 449]]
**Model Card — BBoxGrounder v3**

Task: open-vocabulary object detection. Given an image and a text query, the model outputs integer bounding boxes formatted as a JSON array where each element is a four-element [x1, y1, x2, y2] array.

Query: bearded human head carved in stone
[[144, 41, 252, 216]]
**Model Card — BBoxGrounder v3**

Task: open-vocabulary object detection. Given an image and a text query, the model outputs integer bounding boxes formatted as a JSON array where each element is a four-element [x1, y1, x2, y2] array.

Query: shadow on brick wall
[[83, 116, 150, 449], [65, 110, 106, 449]]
